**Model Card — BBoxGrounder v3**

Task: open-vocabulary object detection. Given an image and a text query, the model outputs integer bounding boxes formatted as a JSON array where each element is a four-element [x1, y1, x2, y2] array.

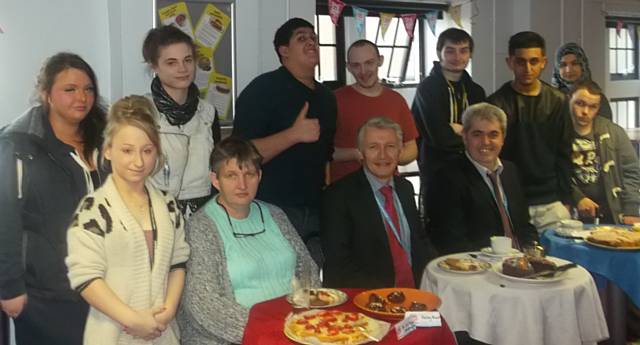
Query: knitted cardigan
[[176, 202, 320, 345], [66, 175, 190, 345]]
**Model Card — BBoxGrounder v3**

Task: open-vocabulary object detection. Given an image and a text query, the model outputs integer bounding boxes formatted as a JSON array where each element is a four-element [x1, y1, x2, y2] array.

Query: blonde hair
[[102, 95, 164, 174]]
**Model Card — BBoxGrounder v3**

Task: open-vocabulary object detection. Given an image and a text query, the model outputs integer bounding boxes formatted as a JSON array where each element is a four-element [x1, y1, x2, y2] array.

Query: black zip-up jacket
[[411, 61, 486, 176], [489, 81, 573, 206], [0, 106, 105, 301]]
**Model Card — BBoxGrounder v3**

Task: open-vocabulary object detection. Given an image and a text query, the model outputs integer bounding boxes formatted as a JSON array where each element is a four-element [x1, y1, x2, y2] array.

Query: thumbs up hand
[[289, 102, 320, 143]]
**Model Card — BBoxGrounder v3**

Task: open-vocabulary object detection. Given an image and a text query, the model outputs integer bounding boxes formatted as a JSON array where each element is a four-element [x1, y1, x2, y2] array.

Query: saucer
[[480, 247, 521, 257]]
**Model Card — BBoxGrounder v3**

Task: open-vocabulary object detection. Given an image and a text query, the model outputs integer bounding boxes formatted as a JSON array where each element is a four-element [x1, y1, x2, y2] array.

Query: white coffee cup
[[490, 236, 512, 254]]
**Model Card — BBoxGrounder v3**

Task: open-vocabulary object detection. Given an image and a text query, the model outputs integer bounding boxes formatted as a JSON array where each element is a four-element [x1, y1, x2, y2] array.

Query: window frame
[[316, 0, 446, 90], [606, 19, 639, 81], [611, 96, 640, 129]]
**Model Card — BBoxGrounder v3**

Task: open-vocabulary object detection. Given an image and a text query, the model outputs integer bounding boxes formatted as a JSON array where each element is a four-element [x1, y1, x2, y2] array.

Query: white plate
[[554, 228, 589, 239], [284, 309, 390, 345], [492, 257, 570, 284], [480, 247, 522, 257], [437, 257, 491, 274], [286, 288, 348, 308]]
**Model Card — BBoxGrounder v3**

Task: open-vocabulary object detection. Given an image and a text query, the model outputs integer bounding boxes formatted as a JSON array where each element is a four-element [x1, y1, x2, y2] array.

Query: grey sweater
[[177, 202, 320, 345]]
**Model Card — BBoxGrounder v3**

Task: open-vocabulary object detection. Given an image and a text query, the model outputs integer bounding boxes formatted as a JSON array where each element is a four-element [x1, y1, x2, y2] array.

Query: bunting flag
[[328, 0, 346, 25], [379, 12, 395, 39], [449, 5, 463, 28], [401, 14, 417, 38], [425, 11, 438, 36], [323, 1, 439, 39], [616, 19, 623, 37], [352, 6, 368, 38]]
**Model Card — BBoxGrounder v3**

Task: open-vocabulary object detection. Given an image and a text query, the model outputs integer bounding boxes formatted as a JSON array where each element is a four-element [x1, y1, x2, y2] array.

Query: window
[[607, 20, 638, 80], [315, 1, 447, 89], [364, 16, 421, 84], [611, 97, 639, 129], [315, 15, 339, 82]]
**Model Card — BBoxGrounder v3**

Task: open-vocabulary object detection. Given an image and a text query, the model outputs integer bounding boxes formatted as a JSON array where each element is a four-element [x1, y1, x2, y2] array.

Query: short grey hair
[[461, 102, 507, 135], [357, 117, 403, 150]]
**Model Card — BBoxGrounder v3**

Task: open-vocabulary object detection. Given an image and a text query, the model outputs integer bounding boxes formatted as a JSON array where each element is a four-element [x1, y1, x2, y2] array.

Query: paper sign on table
[[158, 2, 194, 38], [194, 3, 230, 52], [395, 315, 417, 340], [405, 311, 442, 327]]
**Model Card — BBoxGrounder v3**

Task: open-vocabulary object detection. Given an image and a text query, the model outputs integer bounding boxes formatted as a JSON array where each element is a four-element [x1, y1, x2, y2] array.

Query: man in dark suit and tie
[[426, 103, 538, 255], [321, 117, 436, 289]]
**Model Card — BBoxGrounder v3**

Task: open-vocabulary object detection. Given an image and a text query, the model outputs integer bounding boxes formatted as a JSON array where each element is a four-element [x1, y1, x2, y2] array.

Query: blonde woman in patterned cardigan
[[66, 95, 190, 344]]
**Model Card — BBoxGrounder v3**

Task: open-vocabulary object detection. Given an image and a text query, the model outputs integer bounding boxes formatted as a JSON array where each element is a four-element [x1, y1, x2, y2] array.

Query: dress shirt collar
[[363, 168, 396, 191], [465, 151, 504, 176]]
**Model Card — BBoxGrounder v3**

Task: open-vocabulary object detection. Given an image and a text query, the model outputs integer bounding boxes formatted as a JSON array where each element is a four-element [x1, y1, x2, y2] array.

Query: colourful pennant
[[425, 11, 438, 36], [328, 0, 346, 25], [401, 14, 417, 38], [379, 12, 395, 39], [352, 6, 368, 38], [616, 19, 623, 37], [449, 5, 463, 28]]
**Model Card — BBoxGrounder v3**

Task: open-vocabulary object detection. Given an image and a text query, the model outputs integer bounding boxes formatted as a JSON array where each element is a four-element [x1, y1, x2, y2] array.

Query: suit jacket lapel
[[354, 170, 394, 266], [461, 157, 502, 220]]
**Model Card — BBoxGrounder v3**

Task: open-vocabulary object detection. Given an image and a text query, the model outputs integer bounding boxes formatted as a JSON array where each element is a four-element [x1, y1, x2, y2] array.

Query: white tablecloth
[[420, 253, 609, 345]]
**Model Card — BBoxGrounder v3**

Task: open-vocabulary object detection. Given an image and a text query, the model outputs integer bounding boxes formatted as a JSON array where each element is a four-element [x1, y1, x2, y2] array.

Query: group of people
[[0, 14, 638, 345]]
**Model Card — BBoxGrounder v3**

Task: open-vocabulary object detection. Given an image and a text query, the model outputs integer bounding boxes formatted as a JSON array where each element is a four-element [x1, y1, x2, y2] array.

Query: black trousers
[[280, 206, 323, 267], [13, 296, 88, 345]]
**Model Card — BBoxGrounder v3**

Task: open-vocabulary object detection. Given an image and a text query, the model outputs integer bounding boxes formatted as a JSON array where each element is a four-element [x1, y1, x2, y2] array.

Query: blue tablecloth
[[541, 230, 640, 307]]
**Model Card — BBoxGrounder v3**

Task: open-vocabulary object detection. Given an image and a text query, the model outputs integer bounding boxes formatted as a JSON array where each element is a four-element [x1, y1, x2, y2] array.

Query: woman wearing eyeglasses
[[177, 136, 319, 345]]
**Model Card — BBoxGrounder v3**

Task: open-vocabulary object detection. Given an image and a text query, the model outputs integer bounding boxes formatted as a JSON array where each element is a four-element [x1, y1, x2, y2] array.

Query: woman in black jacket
[[0, 52, 107, 345]]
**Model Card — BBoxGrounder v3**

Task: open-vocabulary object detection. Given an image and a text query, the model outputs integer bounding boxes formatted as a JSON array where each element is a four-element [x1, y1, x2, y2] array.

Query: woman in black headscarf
[[553, 42, 612, 119]]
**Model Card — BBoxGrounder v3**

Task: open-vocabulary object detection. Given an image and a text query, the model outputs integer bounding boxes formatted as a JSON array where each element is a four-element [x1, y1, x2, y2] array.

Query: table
[[241, 288, 457, 344], [421, 253, 609, 345], [540, 230, 640, 307], [541, 230, 640, 345]]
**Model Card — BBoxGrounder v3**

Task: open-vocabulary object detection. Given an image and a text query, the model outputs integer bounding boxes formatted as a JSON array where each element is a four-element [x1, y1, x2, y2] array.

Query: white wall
[[471, 0, 640, 100], [0, 0, 314, 127], [0, 0, 111, 125]]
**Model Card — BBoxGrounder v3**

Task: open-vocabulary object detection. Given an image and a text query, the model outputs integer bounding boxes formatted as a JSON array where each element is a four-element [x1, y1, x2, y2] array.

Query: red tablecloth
[[241, 288, 456, 345]]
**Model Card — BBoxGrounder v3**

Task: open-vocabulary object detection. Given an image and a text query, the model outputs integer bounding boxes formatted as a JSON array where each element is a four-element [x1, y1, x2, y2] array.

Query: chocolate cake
[[409, 301, 427, 311], [502, 257, 534, 277], [387, 291, 405, 304]]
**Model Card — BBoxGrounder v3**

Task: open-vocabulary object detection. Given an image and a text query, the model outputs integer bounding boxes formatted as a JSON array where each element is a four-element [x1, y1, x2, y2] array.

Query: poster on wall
[[194, 4, 231, 53], [206, 72, 232, 120], [158, 2, 195, 38], [156, 0, 234, 122]]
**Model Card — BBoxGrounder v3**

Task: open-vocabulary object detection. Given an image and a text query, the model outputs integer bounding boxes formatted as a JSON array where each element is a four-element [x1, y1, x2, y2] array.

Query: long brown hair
[[36, 52, 106, 159]]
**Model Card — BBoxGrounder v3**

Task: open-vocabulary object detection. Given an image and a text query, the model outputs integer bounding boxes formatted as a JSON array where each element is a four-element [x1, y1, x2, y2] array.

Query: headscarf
[[552, 42, 592, 92]]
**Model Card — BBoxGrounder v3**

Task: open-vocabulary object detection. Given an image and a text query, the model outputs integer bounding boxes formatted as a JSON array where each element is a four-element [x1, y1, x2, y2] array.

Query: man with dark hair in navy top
[[233, 18, 337, 265]]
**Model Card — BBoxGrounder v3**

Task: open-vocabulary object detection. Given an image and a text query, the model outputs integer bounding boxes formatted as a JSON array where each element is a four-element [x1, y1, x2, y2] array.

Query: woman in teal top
[[177, 136, 320, 345]]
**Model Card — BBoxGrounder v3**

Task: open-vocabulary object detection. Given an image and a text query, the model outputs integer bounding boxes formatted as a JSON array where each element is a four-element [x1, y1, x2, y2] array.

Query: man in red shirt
[[330, 40, 418, 183]]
